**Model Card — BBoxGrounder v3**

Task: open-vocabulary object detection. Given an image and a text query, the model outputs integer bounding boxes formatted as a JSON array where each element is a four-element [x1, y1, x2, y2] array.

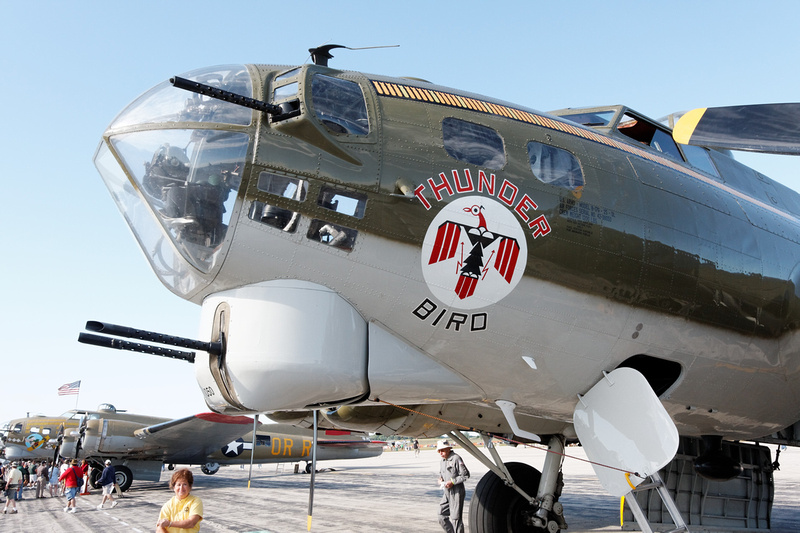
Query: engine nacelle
[[63, 419, 148, 458], [196, 280, 369, 413], [196, 280, 485, 416]]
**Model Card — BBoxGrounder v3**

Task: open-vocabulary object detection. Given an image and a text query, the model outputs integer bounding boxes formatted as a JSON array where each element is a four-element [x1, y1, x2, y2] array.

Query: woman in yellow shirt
[[156, 469, 203, 532]]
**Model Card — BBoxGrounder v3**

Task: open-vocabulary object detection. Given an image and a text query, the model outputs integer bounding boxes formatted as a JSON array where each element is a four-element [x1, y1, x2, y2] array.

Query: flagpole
[[74, 388, 80, 409]]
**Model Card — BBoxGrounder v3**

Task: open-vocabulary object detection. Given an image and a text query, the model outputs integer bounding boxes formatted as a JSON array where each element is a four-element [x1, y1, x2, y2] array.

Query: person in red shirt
[[58, 460, 82, 513], [80, 460, 90, 494]]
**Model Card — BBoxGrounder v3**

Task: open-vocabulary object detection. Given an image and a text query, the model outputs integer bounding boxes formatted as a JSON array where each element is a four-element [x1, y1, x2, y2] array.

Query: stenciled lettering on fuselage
[[221, 436, 313, 458], [413, 170, 550, 330]]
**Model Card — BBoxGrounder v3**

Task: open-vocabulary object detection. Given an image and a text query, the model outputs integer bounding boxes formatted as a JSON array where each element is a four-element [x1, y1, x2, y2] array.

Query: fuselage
[[2, 408, 381, 465], [94, 63, 800, 443]]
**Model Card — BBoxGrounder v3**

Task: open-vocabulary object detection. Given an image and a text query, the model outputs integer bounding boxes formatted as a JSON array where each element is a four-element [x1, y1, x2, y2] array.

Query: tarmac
[[3, 444, 798, 532]]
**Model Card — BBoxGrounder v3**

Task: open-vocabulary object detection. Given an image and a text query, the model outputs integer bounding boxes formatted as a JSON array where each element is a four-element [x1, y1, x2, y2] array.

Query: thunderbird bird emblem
[[422, 197, 527, 310]]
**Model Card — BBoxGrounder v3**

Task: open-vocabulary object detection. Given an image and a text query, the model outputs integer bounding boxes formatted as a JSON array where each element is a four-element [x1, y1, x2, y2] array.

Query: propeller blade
[[247, 414, 258, 489], [74, 416, 87, 458], [52, 424, 65, 464], [673, 103, 800, 155], [307, 410, 318, 531]]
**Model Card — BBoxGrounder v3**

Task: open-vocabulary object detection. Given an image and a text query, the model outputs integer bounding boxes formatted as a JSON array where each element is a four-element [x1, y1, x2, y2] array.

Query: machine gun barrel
[[85, 320, 223, 355], [78, 333, 196, 363], [170, 75, 283, 115]]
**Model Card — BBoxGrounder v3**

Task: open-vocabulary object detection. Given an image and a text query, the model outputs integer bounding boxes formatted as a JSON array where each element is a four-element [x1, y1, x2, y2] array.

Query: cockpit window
[[617, 113, 683, 160], [311, 74, 369, 135], [679, 143, 721, 178], [527, 142, 584, 190], [110, 65, 254, 129], [560, 110, 615, 128], [442, 118, 505, 170], [110, 129, 248, 272]]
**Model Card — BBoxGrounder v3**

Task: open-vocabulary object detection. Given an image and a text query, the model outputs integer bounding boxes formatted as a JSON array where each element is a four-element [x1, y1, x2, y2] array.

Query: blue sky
[[2, 1, 799, 425]]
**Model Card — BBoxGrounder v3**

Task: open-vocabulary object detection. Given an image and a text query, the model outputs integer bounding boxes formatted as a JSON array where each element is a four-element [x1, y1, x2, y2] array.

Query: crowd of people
[[1, 459, 201, 531], [2, 440, 466, 531], [1, 458, 121, 514]]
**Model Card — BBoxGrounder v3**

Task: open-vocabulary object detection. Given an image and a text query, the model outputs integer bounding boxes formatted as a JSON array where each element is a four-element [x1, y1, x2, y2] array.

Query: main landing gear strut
[[449, 430, 568, 533]]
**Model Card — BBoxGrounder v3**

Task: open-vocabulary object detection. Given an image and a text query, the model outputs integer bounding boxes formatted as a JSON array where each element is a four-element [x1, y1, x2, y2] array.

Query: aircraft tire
[[89, 468, 102, 489], [114, 465, 133, 492], [201, 462, 220, 475], [468, 462, 554, 533]]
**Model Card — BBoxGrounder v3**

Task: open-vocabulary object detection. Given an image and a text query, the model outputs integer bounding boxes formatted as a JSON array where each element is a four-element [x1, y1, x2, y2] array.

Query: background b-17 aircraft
[[80, 44, 800, 532], [1, 403, 382, 491]]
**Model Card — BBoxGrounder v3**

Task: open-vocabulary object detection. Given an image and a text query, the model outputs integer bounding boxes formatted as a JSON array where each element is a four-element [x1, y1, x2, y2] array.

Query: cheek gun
[[77, 320, 224, 364]]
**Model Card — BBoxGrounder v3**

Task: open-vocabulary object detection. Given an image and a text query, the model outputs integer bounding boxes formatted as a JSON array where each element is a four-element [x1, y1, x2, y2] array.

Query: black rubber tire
[[468, 462, 554, 533], [201, 463, 220, 475], [114, 465, 133, 492], [89, 468, 101, 489]]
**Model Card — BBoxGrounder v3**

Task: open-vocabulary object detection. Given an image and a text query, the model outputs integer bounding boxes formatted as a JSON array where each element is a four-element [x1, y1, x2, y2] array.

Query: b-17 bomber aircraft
[[1, 403, 382, 491], [82, 45, 800, 531]]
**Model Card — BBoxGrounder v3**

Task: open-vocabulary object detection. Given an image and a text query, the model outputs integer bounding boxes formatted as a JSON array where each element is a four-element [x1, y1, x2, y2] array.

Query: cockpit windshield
[[94, 65, 253, 295]]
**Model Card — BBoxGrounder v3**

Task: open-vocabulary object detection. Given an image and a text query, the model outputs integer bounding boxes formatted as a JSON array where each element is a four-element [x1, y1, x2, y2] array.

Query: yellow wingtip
[[673, 107, 707, 144]]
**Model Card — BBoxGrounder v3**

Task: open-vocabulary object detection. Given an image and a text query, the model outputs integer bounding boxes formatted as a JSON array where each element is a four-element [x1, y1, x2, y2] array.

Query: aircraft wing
[[133, 412, 254, 462], [315, 429, 384, 448]]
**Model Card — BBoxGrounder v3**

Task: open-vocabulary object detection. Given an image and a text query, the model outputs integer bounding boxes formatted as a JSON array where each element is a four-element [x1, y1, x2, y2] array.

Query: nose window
[[110, 129, 249, 272], [110, 65, 253, 128]]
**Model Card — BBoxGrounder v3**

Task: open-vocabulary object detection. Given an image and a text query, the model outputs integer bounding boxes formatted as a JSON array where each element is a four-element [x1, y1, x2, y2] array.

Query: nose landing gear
[[447, 430, 567, 533]]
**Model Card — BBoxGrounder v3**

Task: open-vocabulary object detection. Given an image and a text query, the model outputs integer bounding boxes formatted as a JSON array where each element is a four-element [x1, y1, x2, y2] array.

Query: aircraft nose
[[94, 65, 256, 296]]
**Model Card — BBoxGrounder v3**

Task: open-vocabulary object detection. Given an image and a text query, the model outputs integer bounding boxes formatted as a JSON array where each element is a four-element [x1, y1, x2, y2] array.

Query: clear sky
[[2, 1, 799, 426]]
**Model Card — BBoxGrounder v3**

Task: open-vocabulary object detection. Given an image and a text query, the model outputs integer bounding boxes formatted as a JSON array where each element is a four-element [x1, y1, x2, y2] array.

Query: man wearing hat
[[436, 439, 470, 533], [97, 460, 118, 510], [3, 461, 23, 514], [58, 459, 83, 513]]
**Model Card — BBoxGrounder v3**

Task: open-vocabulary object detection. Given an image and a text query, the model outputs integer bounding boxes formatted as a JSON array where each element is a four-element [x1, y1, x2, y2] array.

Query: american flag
[[58, 380, 81, 396]]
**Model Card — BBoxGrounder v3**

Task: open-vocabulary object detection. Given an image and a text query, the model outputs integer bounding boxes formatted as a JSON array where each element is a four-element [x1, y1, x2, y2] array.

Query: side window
[[317, 186, 367, 219], [679, 144, 721, 178], [312, 75, 369, 135], [248, 172, 307, 233], [527, 142, 584, 190], [271, 68, 301, 121], [307, 220, 357, 251], [257, 172, 308, 201], [442, 118, 505, 170]]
